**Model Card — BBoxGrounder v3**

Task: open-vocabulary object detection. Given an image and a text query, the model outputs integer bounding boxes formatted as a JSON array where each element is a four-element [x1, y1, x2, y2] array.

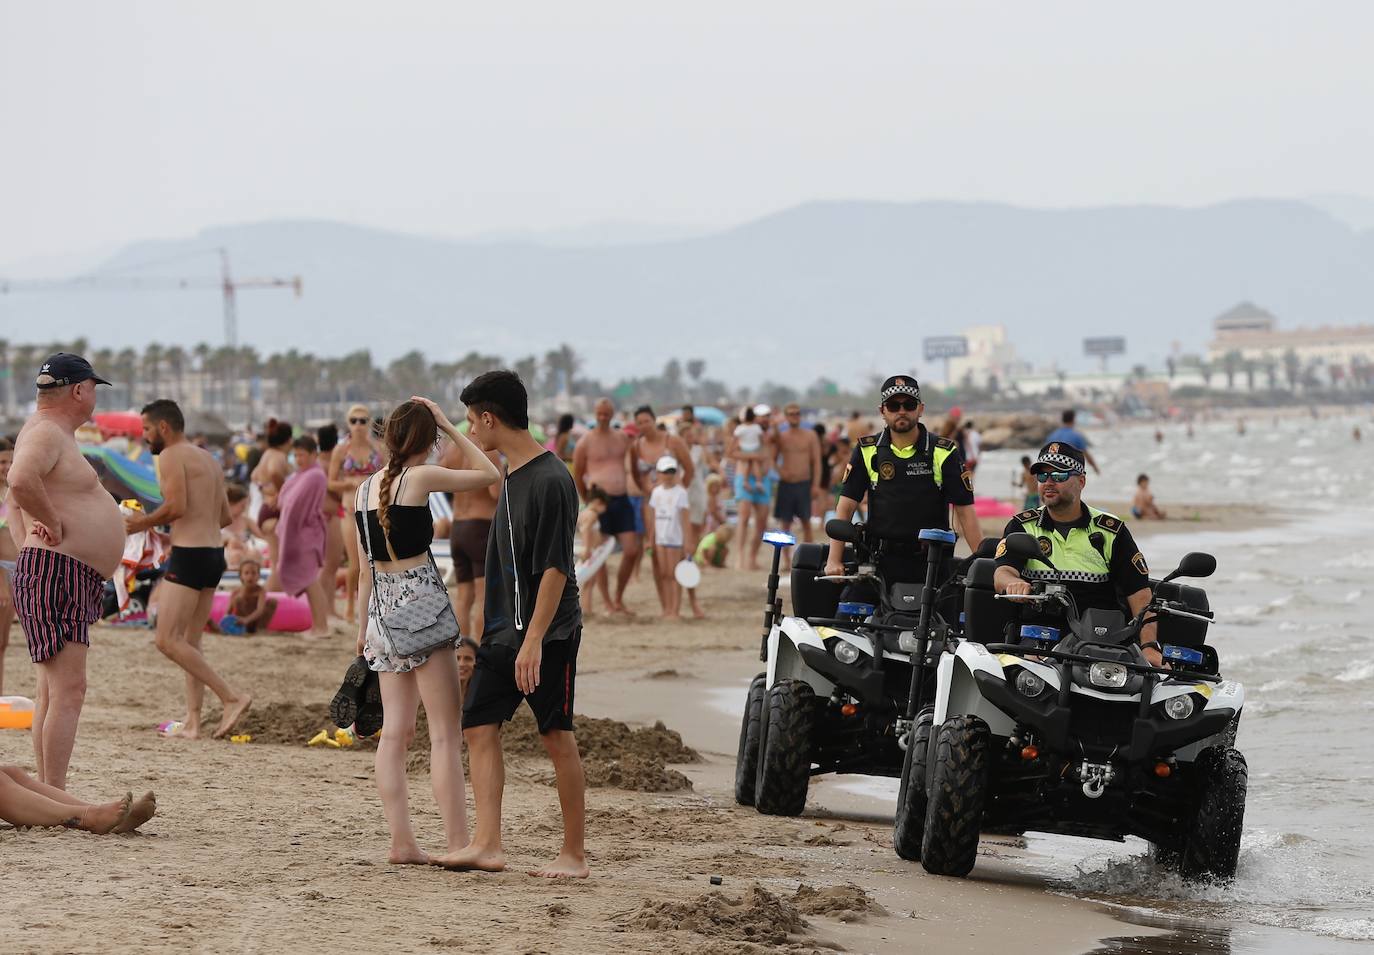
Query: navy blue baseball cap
[[36, 353, 112, 390]]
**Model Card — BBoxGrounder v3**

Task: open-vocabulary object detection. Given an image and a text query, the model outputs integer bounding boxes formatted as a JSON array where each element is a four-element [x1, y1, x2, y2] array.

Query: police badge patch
[[1038, 536, 1053, 557], [878, 461, 896, 480], [994, 539, 1007, 558], [1132, 552, 1149, 575], [842, 463, 851, 482], [961, 470, 973, 492]]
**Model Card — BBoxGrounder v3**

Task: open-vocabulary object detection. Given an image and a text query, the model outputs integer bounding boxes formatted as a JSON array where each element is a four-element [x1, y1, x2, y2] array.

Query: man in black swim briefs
[[126, 400, 252, 740]]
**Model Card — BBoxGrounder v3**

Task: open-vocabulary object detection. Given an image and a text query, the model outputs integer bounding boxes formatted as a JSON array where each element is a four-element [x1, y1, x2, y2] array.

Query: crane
[[0, 247, 302, 348]]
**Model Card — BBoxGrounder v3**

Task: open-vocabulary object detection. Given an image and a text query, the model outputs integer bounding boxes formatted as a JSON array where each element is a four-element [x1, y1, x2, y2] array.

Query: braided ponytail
[[376, 399, 439, 562], [376, 456, 404, 562]]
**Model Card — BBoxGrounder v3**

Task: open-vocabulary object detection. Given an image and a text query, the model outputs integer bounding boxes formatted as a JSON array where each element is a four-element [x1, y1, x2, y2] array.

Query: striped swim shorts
[[11, 547, 107, 664]]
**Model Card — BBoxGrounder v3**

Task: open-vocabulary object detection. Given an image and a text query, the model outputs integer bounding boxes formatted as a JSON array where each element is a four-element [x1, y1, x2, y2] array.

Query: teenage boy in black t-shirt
[[438, 370, 589, 879]]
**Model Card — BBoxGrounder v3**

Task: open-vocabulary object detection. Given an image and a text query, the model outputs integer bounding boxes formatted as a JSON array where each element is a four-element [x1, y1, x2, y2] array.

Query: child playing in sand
[[693, 523, 734, 568], [217, 558, 278, 634], [223, 483, 265, 571], [1132, 474, 1167, 520], [648, 456, 690, 619], [577, 486, 610, 615]]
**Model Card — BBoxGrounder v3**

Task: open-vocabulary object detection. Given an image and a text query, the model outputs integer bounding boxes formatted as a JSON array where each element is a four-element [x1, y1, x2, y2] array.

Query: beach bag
[[359, 473, 460, 659]]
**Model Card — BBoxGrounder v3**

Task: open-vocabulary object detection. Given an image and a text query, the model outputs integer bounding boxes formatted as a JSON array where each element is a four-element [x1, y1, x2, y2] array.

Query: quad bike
[[897, 532, 1247, 882], [735, 522, 978, 817]]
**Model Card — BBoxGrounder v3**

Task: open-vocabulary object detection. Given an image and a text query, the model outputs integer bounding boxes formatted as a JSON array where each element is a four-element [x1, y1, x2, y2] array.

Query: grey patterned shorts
[[364, 561, 454, 674]]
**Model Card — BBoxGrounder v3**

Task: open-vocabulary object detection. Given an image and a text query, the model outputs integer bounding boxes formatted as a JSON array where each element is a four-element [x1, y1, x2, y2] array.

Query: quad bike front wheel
[[754, 680, 816, 817], [734, 674, 767, 806], [921, 715, 991, 877], [1180, 746, 1248, 881], [893, 706, 934, 861]]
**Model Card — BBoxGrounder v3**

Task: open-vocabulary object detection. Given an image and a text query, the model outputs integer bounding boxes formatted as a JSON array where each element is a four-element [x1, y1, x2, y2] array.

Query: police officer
[[824, 375, 983, 587], [992, 441, 1162, 666]]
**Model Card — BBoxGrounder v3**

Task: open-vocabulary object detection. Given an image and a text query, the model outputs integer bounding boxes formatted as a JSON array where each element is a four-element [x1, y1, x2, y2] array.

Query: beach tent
[[80, 445, 163, 508], [692, 406, 728, 426]]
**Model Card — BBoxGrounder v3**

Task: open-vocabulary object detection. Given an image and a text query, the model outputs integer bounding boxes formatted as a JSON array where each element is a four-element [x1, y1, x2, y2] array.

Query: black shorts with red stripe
[[462, 628, 580, 735], [10, 547, 106, 664]]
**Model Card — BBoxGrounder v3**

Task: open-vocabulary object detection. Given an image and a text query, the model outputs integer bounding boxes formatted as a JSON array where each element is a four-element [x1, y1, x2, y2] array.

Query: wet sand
[[0, 509, 1243, 953]]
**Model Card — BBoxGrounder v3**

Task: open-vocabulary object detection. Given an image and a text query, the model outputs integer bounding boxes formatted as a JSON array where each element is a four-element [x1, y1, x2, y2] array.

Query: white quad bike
[[735, 523, 980, 817], [895, 531, 1248, 882]]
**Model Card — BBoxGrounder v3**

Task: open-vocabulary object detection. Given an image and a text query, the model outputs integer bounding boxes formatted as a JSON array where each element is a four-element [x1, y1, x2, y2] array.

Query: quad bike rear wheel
[[893, 706, 934, 861]]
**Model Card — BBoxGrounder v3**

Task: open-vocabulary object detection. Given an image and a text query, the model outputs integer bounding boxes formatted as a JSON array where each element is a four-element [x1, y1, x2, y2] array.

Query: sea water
[[977, 411, 1374, 953]]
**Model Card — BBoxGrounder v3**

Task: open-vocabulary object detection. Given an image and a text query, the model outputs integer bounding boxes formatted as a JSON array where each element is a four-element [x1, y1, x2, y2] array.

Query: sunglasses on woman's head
[[349, 417, 368, 425], [884, 398, 919, 412], [1035, 470, 1077, 484]]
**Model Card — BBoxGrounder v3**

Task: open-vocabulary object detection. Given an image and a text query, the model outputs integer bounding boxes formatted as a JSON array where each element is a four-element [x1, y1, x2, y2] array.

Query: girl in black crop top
[[355, 468, 433, 560]]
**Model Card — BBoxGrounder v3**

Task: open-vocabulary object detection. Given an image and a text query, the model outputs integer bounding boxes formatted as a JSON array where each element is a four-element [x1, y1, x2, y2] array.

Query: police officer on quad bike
[[824, 374, 984, 590], [994, 441, 1164, 666]]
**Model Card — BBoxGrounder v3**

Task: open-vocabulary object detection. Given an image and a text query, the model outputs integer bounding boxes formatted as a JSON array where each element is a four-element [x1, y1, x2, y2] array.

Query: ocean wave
[[1336, 660, 1374, 683], [1309, 917, 1374, 941]]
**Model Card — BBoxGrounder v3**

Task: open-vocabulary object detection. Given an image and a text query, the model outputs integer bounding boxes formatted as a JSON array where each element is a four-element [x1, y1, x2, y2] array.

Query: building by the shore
[[1205, 302, 1374, 367]]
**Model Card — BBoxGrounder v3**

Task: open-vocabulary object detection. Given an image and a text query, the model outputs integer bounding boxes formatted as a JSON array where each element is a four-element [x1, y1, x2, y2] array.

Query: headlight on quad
[[1163, 695, 1196, 721], [832, 640, 861, 665], [1089, 662, 1129, 689], [1015, 670, 1047, 698]]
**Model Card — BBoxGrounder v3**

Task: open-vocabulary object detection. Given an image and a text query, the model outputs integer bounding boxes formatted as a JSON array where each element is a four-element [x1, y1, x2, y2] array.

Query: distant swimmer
[[7, 354, 122, 789], [1354, 426, 1363, 443], [1044, 410, 1101, 475], [127, 400, 251, 740], [1237, 418, 1247, 436], [1154, 429, 1164, 444]]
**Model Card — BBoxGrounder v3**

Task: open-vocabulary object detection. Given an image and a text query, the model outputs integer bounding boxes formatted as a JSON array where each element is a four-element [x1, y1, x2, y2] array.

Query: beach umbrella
[[691, 406, 728, 426], [93, 411, 144, 440], [80, 445, 163, 507]]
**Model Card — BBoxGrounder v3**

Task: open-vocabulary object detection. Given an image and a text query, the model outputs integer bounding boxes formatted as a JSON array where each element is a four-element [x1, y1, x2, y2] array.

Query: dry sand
[[0, 508, 1246, 954]]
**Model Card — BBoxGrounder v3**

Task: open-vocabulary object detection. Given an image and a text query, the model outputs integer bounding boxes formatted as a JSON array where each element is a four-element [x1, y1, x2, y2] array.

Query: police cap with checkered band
[[879, 375, 921, 403], [1030, 440, 1087, 476]]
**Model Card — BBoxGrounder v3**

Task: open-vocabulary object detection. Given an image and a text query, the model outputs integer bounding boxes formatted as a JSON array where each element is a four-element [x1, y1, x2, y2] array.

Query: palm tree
[[513, 355, 539, 391], [142, 344, 164, 402], [543, 343, 581, 397], [166, 346, 187, 403], [114, 348, 139, 408]]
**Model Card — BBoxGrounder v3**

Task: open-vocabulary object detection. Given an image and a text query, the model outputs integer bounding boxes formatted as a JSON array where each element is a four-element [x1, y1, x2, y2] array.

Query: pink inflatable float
[[973, 496, 1018, 519], [210, 591, 313, 632]]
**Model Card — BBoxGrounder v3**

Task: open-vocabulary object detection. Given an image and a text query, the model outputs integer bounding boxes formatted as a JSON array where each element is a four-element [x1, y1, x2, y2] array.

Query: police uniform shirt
[[838, 425, 974, 508], [994, 507, 1150, 608]]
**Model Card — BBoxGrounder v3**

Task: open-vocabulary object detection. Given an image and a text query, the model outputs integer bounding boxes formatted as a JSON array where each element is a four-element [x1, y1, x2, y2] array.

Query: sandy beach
[[0, 505, 1254, 954]]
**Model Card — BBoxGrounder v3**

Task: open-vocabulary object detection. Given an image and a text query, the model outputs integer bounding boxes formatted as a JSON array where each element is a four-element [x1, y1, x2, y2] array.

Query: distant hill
[[5, 199, 1374, 389]]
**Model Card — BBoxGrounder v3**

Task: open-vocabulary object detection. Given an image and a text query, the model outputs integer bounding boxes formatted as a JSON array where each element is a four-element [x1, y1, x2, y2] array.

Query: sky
[[2, 0, 1373, 266]]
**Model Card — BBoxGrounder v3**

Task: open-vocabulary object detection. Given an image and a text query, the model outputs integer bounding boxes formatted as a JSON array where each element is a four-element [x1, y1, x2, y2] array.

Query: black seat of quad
[[791, 542, 851, 619], [1152, 581, 1212, 649], [887, 583, 922, 615], [962, 556, 1018, 644]]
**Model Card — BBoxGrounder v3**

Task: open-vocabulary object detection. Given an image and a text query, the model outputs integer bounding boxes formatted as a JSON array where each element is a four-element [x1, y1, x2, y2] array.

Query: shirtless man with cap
[[125, 399, 252, 740], [571, 398, 639, 614], [7, 354, 123, 788]]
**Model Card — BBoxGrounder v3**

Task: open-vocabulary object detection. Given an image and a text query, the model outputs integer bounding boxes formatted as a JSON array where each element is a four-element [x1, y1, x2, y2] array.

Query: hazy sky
[[3, 1, 1372, 265]]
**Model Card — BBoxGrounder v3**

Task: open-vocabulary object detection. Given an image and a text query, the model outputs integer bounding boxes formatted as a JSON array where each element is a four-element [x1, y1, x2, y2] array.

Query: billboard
[[1083, 336, 1126, 357], [923, 336, 969, 360]]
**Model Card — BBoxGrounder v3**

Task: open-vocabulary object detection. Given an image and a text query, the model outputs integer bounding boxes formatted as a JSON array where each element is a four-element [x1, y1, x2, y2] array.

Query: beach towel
[[117, 500, 171, 610], [275, 465, 327, 597]]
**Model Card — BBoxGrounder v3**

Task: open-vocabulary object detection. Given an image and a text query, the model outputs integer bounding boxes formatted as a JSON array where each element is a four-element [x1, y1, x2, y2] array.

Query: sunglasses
[[348, 417, 369, 425], [1035, 470, 1079, 484], [661, 468, 678, 474], [884, 398, 919, 413]]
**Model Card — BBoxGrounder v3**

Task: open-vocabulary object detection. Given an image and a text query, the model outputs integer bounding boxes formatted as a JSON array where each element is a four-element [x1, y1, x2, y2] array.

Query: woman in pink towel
[[276, 435, 332, 637]]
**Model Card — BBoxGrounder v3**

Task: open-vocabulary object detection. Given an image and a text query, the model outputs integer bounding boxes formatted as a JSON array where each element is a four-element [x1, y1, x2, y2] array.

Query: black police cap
[[880, 375, 921, 402], [1030, 441, 1087, 475]]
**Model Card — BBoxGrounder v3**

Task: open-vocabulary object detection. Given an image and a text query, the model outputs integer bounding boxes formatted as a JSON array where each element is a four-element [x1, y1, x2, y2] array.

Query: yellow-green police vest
[[858, 428, 958, 539], [1013, 504, 1124, 584]]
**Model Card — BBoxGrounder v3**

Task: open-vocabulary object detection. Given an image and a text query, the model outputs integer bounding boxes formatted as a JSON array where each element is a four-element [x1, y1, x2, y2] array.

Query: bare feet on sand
[[113, 792, 157, 834], [529, 852, 590, 879], [74, 793, 133, 835], [434, 845, 507, 872], [388, 847, 431, 866], [213, 696, 253, 739]]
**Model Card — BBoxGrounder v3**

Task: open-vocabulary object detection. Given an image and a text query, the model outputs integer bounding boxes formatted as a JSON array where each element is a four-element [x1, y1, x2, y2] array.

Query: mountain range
[[4, 198, 1374, 389]]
